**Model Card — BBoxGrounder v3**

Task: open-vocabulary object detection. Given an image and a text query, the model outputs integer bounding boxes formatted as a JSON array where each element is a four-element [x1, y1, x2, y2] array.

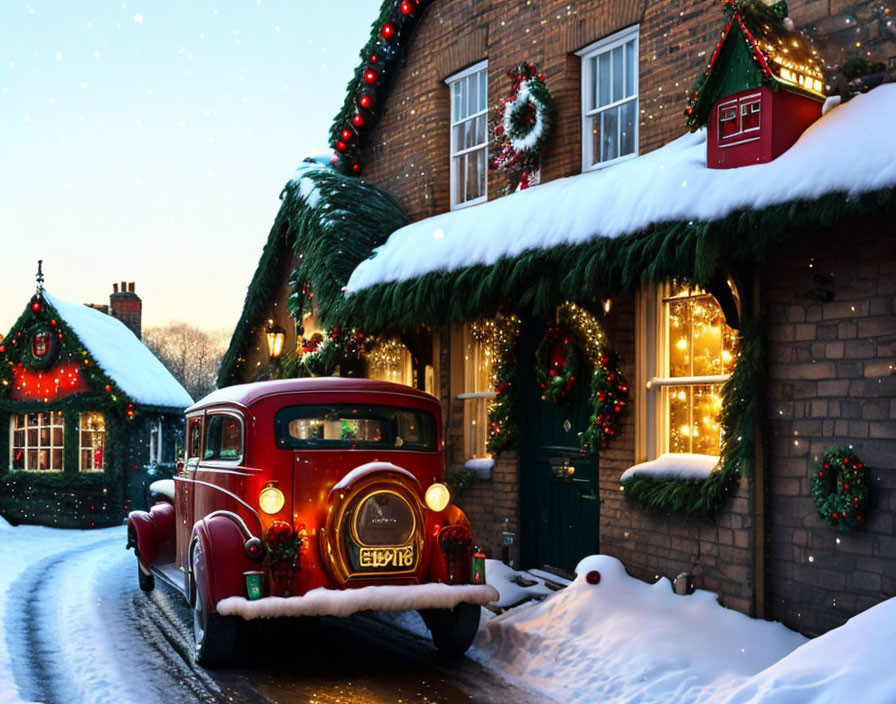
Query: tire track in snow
[[5, 529, 240, 704]]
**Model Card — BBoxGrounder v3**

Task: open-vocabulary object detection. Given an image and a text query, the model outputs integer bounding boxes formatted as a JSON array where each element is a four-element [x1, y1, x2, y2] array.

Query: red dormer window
[[717, 92, 761, 144]]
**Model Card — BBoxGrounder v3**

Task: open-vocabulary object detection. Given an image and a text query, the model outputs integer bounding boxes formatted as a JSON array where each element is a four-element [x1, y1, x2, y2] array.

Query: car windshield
[[275, 403, 437, 452]]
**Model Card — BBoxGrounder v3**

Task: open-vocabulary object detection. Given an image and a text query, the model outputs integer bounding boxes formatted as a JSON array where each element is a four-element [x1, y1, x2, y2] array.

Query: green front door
[[519, 319, 599, 573]]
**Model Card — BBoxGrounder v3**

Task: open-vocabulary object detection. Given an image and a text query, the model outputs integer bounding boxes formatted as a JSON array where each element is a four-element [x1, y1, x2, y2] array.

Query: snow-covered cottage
[[220, 0, 896, 637], [0, 281, 192, 528]]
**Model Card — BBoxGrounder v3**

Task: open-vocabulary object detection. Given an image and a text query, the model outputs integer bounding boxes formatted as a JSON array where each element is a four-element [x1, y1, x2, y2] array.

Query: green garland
[[328, 0, 435, 175], [217, 164, 407, 386], [535, 326, 583, 403], [810, 446, 869, 532]]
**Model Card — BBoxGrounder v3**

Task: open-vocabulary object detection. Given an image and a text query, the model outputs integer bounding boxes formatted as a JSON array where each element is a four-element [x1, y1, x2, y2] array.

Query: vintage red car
[[127, 378, 497, 665]]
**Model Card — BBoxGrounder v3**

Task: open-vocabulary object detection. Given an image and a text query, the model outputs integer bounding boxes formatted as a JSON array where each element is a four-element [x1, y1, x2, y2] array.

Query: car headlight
[[259, 483, 285, 514], [424, 482, 450, 513]]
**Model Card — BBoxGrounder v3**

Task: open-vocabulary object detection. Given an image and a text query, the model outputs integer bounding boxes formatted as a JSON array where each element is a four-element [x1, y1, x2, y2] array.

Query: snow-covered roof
[[44, 292, 193, 409], [346, 84, 896, 295]]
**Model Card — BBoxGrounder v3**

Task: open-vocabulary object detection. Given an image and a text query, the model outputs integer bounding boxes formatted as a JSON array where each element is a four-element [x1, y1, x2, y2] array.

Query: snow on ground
[[42, 292, 193, 409], [0, 518, 185, 704], [4, 519, 896, 703], [474, 555, 896, 703], [346, 85, 896, 294]]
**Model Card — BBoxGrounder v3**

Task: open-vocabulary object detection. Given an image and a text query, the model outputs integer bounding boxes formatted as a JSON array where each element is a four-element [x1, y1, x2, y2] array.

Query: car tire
[[137, 561, 155, 592], [191, 541, 238, 667], [420, 602, 481, 658]]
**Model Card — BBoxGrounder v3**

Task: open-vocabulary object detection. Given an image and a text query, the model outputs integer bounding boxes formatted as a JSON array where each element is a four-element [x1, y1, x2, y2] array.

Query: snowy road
[[1, 523, 536, 704]]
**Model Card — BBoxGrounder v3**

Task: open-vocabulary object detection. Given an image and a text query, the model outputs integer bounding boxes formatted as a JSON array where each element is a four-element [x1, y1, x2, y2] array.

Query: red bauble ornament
[[352, 114, 364, 127], [352, 164, 360, 173], [336, 140, 347, 151], [363, 69, 378, 84], [399, 0, 415, 15], [32, 301, 41, 312], [105, 384, 112, 392], [0, 345, 4, 354], [340, 128, 353, 142], [381, 21, 396, 39], [359, 94, 373, 109]]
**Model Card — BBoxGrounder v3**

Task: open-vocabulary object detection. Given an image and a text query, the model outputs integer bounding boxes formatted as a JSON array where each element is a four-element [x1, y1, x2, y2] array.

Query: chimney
[[109, 281, 143, 339]]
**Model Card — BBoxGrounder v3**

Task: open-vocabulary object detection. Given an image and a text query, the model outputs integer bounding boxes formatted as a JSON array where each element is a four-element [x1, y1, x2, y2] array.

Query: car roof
[[186, 377, 438, 413]]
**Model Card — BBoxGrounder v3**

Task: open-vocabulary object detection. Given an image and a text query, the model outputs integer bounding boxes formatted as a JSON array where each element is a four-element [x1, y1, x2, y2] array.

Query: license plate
[[359, 545, 415, 569]]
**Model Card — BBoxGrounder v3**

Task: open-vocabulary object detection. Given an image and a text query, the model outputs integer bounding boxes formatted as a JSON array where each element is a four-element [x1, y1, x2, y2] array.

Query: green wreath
[[535, 326, 582, 403], [810, 446, 869, 532]]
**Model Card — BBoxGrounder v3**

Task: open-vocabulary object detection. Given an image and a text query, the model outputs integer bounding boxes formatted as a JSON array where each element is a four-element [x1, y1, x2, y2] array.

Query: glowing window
[[9, 412, 65, 472], [79, 412, 105, 471], [659, 282, 738, 455]]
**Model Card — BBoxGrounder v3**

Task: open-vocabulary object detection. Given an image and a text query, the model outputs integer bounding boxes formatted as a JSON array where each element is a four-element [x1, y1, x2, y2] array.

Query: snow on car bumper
[[216, 583, 500, 620]]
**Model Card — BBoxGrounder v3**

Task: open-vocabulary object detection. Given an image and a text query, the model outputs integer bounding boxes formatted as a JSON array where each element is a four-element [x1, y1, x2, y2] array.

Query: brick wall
[[360, 0, 893, 221], [350, 1, 896, 615], [764, 215, 896, 635]]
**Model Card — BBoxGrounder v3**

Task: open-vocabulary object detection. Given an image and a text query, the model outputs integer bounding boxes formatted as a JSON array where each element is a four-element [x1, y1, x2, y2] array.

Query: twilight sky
[[0, 1, 378, 335]]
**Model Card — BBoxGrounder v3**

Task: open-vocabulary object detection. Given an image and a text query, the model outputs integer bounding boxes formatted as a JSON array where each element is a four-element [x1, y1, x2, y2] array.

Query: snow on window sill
[[620, 453, 719, 482], [464, 457, 495, 479]]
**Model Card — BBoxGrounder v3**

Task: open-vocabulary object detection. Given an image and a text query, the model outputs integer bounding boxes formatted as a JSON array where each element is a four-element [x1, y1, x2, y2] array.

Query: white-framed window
[[717, 92, 762, 145], [447, 60, 488, 209], [10, 412, 65, 472], [149, 420, 163, 465], [578, 26, 639, 170], [457, 324, 494, 459], [79, 412, 105, 472], [641, 281, 738, 458]]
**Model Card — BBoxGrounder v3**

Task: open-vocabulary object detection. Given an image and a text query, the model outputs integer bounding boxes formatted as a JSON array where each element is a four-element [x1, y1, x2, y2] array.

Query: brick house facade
[[221, 0, 896, 637]]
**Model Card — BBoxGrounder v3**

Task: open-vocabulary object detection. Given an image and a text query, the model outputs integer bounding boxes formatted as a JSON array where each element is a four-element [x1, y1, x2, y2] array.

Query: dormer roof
[[685, 0, 825, 131]]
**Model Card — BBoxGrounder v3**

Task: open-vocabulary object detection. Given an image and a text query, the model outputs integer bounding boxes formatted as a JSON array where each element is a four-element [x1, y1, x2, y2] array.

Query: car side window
[[203, 414, 243, 462], [186, 416, 202, 462]]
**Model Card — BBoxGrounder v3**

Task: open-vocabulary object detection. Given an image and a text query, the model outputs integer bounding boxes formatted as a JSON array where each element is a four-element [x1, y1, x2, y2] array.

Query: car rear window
[[275, 404, 437, 452]]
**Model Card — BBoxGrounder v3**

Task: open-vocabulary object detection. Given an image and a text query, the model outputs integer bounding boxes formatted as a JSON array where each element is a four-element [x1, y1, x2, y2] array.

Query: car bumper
[[216, 582, 499, 620]]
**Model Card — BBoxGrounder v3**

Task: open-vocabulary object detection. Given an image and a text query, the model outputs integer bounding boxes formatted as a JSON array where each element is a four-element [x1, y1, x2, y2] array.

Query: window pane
[[611, 46, 623, 103], [452, 83, 462, 123], [478, 148, 487, 198], [601, 107, 618, 162], [590, 56, 598, 111], [667, 299, 691, 377], [51, 449, 63, 470], [475, 114, 487, 145], [27, 449, 38, 470], [620, 100, 636, 157], [479, 69, 488, 111], [598, 52, 611, 107], [467, 75, 476, 119], [467, 151, 481, 201], [625, 41, 636, 98], [590, 114, 601, 167]]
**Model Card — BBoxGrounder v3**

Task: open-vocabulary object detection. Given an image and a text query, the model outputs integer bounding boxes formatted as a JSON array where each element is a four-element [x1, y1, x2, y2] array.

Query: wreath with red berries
[[810, 446, 870, 532], [492, 62, 554, 192], [535, 326, 583, 403]]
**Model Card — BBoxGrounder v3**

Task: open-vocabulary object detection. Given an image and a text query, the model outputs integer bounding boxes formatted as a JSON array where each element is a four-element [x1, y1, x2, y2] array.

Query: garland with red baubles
[[492, 62, 554, 192], [330, 0, 434, 176]]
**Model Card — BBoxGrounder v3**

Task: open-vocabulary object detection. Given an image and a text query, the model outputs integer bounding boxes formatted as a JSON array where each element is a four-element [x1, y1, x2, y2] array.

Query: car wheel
[[137, 561, 155, 592], [420, 602, 481, 658], [191, 541, 237, 667]]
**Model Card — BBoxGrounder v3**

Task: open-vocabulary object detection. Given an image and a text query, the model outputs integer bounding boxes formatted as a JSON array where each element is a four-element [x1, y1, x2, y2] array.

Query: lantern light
[[265, 320, 286, 359]]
